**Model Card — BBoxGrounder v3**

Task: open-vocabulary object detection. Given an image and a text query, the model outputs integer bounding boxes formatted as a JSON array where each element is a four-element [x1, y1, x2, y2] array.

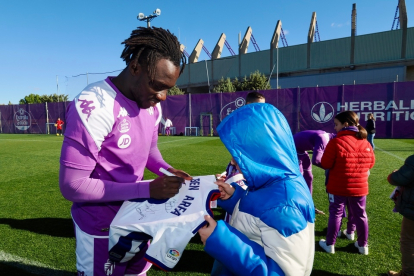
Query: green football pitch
[[0, 134, 413, 276]]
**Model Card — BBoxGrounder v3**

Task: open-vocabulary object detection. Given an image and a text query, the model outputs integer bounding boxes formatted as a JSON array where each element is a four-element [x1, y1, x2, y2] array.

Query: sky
[[1, 0, 412, 104]]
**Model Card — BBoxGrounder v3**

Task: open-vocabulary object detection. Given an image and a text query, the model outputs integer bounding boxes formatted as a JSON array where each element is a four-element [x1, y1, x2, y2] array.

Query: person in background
[[387, 154, 414, 276], [59, 27, 191, 276], [200, 103, 315, 276], [365, 113, 376, 150], [55, 117, 64, 136], [164, 117, 173, 136], [319, 111, 375, 255], [245, 91, 265, 104], [293, 130, 336, 215]]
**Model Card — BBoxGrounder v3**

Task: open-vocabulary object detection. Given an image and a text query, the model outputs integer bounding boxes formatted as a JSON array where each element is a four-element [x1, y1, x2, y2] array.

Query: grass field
[[0, 134, 413, 276]]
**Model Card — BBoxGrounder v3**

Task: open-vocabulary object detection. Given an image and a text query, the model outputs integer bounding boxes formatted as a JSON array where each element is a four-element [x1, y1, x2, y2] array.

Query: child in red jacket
[[319, 111, 375, 255]]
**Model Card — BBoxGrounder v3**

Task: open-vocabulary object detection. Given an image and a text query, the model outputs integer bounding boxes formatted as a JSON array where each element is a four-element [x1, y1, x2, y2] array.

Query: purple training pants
[[326, 194, 369, 247]]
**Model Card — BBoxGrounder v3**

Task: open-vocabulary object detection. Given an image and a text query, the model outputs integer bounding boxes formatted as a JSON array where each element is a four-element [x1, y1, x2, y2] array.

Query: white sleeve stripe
[[155, 103, 162, 126], [75, 81, 116, 151]]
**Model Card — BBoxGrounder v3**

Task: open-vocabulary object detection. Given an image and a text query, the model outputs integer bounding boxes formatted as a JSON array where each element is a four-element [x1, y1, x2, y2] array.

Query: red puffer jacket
[[321, 130, 375, 197]]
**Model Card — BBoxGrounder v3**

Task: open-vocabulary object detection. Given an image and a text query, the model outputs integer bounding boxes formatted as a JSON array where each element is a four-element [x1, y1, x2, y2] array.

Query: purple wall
[[1, 82, 413, 138], [0, 102, 67, 134]]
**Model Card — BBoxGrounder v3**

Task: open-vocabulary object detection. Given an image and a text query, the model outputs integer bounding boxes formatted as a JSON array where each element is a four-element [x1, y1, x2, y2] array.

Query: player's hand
[[167, 167, 192, 180], [150, 175, 184, 199], [215, 180, 235, 200], [198, 215, 217, 246]]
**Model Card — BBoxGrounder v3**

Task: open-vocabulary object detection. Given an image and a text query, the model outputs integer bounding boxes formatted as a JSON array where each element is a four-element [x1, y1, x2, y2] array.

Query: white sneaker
[[354, 241, 368, 255], [319, 239, 335, 254], [337, 230, 342, 237], [343, 229, 355, 241]]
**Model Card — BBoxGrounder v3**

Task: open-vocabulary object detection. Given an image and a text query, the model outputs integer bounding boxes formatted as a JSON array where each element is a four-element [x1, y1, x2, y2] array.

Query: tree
[[213, 71, 271, 93], [19, 94, 41, 104], [232, 77, 244, 91], [241, 70, 271, 91], [168, 85, 185, 95], [213, 77, 236, 93], [19, 93, 69, 104]]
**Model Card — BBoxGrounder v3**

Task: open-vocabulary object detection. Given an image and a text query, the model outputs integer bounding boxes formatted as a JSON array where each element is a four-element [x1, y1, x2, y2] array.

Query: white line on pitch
[[376, 146, 406, 162], [0, 251, 73, 276]]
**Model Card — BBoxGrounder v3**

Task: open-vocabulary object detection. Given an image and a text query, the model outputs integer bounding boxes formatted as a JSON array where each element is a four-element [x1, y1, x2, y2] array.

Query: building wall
[[310, 37, 351, 69], [271, 66, 405, 89], [177, 27, 414, 89]]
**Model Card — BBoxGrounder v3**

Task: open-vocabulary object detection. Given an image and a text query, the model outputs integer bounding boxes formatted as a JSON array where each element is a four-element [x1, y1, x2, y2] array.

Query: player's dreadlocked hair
[[120, 27, 186, 81]]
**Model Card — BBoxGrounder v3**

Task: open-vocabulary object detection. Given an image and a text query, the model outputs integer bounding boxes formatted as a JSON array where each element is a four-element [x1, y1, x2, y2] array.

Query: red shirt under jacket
[[321, 130, 375, 197]]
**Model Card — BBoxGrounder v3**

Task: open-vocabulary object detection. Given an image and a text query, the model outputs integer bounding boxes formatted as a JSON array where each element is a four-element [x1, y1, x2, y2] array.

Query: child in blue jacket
[[199, 103, 315, 276]]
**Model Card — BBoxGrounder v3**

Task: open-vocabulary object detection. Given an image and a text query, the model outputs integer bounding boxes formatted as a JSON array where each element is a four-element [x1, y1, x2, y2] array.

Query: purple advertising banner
[[299, 82, 414, 138], [0, 102, 67, 134], [300, 86, 344, 134], [392, 82, 414, 138], [1, 82, 413, 138], [159, 94, 189, 135], [261, 89, 296, 130]]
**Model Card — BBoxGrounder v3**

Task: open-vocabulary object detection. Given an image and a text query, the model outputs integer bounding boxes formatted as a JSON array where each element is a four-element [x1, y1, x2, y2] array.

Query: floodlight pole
[[138, 9, 161, 28], [276, 46, 279, 89]]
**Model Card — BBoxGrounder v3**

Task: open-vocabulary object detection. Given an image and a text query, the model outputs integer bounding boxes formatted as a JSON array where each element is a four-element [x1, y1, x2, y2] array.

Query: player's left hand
[[167, 167, 192, 180], [198, 215, 217, 246]]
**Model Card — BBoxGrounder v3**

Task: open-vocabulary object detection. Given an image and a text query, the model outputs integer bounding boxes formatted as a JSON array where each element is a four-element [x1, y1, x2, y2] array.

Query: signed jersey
[[108, 175, 220, 272]]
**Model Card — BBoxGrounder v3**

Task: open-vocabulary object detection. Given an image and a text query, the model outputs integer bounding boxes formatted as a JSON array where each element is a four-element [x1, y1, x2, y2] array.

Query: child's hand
[[215, 180, 235, 200], [198, 215, 217, 246], [215, 173, 226, 181]]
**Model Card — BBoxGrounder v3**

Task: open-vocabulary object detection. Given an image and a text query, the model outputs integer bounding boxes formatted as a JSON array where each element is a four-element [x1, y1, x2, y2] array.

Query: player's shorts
[[74, 220, 152, 276]]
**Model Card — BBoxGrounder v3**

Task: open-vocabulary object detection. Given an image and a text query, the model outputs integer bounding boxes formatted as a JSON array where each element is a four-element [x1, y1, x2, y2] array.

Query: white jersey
[[108, 175, 219, 272], [164, 119, 173, 127]]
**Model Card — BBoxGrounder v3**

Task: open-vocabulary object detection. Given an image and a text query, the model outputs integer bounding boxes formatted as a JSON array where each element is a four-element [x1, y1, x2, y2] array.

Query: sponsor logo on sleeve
[[117, 119, 131, 133], [166, 249, 180, 263], [117, 134, 131, 149], [78, 99, 95, 122]]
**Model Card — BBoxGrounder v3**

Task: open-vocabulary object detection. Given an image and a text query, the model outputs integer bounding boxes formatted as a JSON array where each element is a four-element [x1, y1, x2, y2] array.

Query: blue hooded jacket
[[204, 103, 315, 276]]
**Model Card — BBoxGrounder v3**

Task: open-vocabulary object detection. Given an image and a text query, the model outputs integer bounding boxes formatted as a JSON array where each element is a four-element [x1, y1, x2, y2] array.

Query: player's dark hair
[[120, 27, 186, 81], [246, 92, 265, 104], [335, 111, 367, 139]]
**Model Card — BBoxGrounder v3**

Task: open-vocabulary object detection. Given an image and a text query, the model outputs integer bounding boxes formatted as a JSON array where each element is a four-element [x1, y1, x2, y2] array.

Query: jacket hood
[[217, 103, 301, 189]]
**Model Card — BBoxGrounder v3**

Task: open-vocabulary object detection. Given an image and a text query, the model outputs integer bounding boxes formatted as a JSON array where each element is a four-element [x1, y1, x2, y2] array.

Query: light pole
[[138, 8, 161, 28], [276, 45, 279, 89]]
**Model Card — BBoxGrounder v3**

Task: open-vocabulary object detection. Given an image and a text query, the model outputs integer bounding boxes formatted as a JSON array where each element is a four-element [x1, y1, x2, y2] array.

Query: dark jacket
[[388, 154, 414, 220], [365, 119, 376, 134]]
